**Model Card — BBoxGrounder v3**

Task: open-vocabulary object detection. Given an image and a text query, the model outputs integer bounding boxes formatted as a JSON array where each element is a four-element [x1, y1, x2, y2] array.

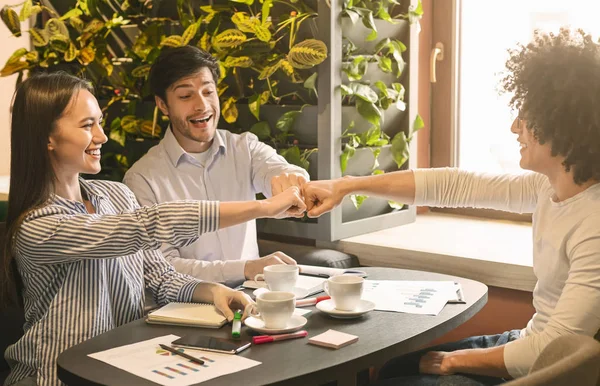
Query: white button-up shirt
[[124, 128, 309, 285]]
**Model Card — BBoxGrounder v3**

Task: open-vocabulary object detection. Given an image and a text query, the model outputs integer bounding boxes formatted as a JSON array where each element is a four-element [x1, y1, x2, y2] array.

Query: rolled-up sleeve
[[245, 132, 310, 197]]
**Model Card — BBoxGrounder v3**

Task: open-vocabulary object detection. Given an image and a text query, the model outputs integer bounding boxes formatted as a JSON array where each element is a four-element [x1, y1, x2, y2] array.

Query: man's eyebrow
[[172, 80, 215, 91]]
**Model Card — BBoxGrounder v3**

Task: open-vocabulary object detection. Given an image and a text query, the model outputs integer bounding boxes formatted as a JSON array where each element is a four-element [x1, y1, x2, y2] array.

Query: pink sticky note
[[308, 329, 358, 349]]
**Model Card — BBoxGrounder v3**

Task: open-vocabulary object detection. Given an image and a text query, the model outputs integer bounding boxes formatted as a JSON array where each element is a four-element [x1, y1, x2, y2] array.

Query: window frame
[[428, 0, 532, 223]]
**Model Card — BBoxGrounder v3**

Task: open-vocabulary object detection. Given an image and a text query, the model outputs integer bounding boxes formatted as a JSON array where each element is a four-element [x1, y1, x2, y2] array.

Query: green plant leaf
[[371, 147, 382, 170], [340, 143, 356, 173], [45, 18, 69, 37], [378, 56, 392, 73], [19, 0, 32, 22], [261, 0, 273, 25], [348, 82, 378, 103], [6, 48, 27, 64], [49, 34, 70, 52], [344, 9, 360, 24], [59, 8, 83, 21], [391, 131, 409, 168], [1, 6, 21, 37], [356, 98, 382, 127], [250, 121, 271, 140], [361, 125, 381, 146], [109, 128, 126, 147], [350, 194, 368, 209], [343, 56, 368, 81], [276, 110, 301, 132], [132, 64, 151, 78], [366, 29, 377, 41], [388, 201, 404, 209], [248, 93, 261, 121], [303, 72, 318, 97], [410, 114, 425, 138], [279, 146, 307, 170], [372, 169, 384, 175], [29, 27, 48, 47]]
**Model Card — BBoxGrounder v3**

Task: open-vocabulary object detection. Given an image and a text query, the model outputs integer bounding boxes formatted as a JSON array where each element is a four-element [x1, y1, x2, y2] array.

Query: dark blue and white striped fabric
[[4, 178, 219, 386]]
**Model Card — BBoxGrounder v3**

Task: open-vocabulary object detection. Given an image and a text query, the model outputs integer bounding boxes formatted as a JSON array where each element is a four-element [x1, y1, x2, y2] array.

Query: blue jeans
[[375, 330, 522, 386]]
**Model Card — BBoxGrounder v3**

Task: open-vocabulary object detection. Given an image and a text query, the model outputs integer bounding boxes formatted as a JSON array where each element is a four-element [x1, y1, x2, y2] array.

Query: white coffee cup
[[254, 264, 299, 292], [252, 291, 296, 329], [323, 275, 364, 311]]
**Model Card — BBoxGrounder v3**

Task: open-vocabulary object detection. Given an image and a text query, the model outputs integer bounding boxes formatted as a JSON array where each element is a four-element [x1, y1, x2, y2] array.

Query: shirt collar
[[48, 177, 106, 209], [162, 126, 227, 167]]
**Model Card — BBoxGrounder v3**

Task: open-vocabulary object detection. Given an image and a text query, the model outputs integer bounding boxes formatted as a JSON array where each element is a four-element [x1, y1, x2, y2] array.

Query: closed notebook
[[146, 302, 227, 328]]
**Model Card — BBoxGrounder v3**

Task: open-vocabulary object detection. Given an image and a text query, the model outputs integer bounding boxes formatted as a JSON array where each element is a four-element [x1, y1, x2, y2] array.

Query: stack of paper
[[308, 329, 358, 349], [361, 280, 463, 316]]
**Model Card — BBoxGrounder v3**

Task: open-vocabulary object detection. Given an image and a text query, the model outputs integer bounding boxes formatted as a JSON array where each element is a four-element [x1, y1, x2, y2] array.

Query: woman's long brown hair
[[1, 72, 93, 308]]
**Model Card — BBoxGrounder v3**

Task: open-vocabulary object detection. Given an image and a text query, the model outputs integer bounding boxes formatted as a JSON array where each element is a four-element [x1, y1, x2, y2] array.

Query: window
[[429, 0, 600, 220]]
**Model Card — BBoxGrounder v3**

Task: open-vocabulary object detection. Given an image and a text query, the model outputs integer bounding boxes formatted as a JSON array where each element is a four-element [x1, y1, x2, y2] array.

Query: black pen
[[159, 344, 205, 365]]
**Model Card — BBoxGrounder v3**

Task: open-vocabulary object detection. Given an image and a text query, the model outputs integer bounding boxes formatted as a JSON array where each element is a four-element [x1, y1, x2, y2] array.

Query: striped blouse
[[4, 178, 219, 386]]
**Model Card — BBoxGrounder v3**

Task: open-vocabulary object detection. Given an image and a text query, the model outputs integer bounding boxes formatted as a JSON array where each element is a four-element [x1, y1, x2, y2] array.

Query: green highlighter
[[232, 310, 242, 339]]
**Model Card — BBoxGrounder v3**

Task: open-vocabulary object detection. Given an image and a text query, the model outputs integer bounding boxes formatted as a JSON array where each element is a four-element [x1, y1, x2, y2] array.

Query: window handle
[[430, 42, 444, 83]]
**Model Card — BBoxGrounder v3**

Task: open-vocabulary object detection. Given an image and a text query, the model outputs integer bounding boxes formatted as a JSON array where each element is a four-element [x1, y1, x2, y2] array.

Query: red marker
[[295, 295, 331, 307], [252, 330, 308, 345]]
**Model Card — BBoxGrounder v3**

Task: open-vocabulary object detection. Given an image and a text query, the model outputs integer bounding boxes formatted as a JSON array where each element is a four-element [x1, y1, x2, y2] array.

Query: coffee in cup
[[254, 264, 299, 292], [323, 275, 364, 311]]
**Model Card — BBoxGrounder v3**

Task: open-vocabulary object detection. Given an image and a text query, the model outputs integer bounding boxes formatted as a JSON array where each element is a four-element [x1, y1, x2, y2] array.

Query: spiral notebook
[[145, 302, 227, 328]]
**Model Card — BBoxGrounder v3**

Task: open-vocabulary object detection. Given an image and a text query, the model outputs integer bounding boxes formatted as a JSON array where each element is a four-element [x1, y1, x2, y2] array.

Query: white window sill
[[322, 212, 536, 292]]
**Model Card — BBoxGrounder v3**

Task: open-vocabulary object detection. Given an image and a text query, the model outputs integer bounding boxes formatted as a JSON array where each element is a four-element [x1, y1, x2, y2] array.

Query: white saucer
[[252, 287, 310, 300], [316, 299, 375, 319], [244, 314, 308, 334]]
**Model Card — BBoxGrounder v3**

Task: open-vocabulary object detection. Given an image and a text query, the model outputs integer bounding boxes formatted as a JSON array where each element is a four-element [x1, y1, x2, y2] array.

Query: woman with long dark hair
[[1, 72, 305, 386]]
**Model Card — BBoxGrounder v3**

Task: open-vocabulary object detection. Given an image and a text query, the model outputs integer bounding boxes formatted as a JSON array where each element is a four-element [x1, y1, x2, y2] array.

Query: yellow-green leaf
[[223, 56, 253, 68], [0, 60, 28, 77], [140, 120, 161, 137], [25, 50, 38, 62], [45, 18, 69, 37], [49, 34, 70, 52], [160, 35, 183, 47], [212, 29, 247, 49], [288, 39, 328, 69], [78, 46, 95, 65], [181, 21, 199, 46], [279, 59, 294, 76], [64, 42, 78, 62], [131, 64, 151, 78], [120, 115, 138, 134], [19, 0, 32, 22], [198, 32, 211, 51], [222, 97, 238, 124], [101, 56, 113, 76], [59, 8, 83, 21], [83, 19, 104, 33], [217, 83, 229, 96], [258, 61, 281, 80], [29, 27, 49, 47], [7, 48, 27, 64], [109, 129, 126, 147], [218, 61, 227, 81], [70, 16, 84, 31], [1, 6, 21, 37], [252, 23, 271, 42], [231, 12, 254, 33]]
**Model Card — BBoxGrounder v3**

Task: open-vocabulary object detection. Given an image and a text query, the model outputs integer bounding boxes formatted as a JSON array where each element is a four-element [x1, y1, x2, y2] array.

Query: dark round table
[[57, 267, 488, 386]]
